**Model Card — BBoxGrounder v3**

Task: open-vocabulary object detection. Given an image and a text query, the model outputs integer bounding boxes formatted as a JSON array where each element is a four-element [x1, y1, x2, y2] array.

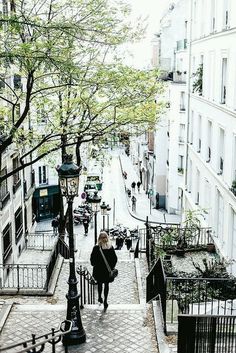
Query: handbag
[[99, 247, 118, 282]]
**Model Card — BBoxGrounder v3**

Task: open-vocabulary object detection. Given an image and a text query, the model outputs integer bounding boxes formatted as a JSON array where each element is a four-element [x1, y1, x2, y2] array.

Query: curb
[[0, 303, 13, 333]]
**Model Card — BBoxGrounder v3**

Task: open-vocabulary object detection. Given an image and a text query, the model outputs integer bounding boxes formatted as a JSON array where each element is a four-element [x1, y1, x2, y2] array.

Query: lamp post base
[[63, 326, 86, 346]]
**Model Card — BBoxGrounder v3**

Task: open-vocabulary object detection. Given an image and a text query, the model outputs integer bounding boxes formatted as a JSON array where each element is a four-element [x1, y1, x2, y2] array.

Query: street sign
[[81, 192, 86, 199], [149, 189, 153, 196]]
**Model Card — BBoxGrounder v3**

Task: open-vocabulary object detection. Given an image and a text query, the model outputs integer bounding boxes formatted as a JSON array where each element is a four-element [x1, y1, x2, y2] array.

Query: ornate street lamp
[[106, 204, 111, 234], [100, 201, 107, 230], [57, 154, 86, 346], [87, 191, 101, 244]]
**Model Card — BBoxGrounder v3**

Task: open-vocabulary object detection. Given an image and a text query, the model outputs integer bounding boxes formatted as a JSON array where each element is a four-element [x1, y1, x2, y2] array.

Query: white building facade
[[184, 0, 236, 272]]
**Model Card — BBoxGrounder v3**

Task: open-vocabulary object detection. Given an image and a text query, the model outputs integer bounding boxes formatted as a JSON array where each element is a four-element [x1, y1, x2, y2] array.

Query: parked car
[[84, 181, 98, 193]]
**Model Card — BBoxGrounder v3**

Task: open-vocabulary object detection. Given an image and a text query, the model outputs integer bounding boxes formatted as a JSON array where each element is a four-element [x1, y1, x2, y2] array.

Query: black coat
[[90, 245, 117, 283]]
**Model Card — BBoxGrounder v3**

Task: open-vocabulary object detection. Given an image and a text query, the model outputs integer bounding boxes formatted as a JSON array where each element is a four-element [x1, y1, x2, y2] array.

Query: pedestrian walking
[[131, 181, 136, 193], [127, 188, 131, 198], [125, 236, 132, 250], [90, 231, 117, 310], [51, 217, 59, 235], [123, 171, 127, 179], [82, 212, 90, 236], [131, 195, 137, 212], [115, 235, 124, 250], [137, 181, 141, 193]]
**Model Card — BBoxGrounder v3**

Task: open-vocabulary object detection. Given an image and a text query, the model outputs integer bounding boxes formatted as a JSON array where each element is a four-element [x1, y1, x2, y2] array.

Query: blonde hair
[[98, 231, 112, 249]]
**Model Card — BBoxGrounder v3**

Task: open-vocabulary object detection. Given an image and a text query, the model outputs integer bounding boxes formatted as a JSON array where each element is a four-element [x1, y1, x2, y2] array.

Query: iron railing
[[178, 315, 236, 353], [134, 238, 140, 259], [77, 265, 96, 307], [25, 231, 56, 250], [166, 277, 236, 323], [0, 237, 68, 293], [0, 264, 48, 292], [0, 320, 72, 353], [146, 258, 167, 333], [146, 258, 236, 333]]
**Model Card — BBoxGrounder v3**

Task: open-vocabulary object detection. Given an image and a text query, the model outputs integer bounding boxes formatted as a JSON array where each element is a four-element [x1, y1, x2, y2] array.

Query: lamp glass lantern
[[57, 155, 81, 198], [100, 201, 107, 216], [88, 191, 102, 211]]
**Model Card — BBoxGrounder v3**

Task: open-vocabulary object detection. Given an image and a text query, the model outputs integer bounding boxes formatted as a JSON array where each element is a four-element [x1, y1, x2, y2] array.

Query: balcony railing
[[0, 191, 10, 210], [13, 178, 21, 194], [173, 71, 187, 83]]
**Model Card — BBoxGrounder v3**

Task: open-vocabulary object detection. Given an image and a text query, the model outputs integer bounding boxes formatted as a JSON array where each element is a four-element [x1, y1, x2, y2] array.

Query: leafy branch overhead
[[0, 0, 165, 181]]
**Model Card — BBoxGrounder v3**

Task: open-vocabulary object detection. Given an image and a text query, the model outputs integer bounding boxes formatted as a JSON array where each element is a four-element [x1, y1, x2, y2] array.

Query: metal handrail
[[77, 265, 96, 308], [0, 320, 72, 353]]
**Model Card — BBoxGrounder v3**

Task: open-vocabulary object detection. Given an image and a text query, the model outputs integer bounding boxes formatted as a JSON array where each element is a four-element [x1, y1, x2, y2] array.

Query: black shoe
[[98, 297, 103, 304], [104, 302, 108, 310]]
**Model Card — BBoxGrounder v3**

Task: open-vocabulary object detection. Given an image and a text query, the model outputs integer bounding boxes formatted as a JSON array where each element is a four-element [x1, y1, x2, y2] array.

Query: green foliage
[[192, 64, 203, 94], [0, 0, 165, 181]]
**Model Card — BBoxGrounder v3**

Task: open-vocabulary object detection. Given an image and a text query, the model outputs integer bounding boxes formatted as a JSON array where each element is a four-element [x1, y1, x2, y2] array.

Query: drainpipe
[[184, 0, 193, 209]]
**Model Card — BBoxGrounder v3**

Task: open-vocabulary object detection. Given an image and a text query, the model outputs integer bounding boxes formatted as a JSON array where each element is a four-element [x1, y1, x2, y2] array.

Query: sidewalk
[[119, 153, 181, 225], [0, 150, 180, 353]]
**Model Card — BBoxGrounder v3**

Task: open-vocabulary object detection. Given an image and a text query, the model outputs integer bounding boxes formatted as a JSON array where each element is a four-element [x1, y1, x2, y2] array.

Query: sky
[[124, 0, 173, 68]]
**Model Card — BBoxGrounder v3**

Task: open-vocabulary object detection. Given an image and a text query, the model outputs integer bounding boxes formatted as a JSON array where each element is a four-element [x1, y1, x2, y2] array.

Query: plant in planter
[[230, 180, 236, 196], [192, 64, 203, 95], [175, 209, 202, 256], [178, 167, 184, 174]]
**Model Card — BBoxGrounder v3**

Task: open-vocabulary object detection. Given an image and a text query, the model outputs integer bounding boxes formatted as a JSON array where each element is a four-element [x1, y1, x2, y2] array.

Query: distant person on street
[[123, 171, 127, 179], [90, 231, 117, 310], [137, 181, 141, 193], [131, 195, 137, 212], [125, 236, 132, 250], [115, 235, 124, 250], [82, 212, 90, 236], [127, 188, 131, 198], [131, 181, 136, 193], [51, 217, 59, 235]]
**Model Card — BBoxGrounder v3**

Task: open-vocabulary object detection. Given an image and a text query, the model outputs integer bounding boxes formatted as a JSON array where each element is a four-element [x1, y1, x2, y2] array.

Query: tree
[[0, 0, 165, 183]]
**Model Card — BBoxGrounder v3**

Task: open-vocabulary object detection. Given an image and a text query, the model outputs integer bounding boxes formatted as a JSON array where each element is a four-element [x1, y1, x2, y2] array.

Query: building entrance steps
[[0, 252, 159, 353]]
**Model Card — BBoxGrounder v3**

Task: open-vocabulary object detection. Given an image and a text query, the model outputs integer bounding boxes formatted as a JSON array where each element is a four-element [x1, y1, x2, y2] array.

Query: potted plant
[[192, 64, 203, 95]]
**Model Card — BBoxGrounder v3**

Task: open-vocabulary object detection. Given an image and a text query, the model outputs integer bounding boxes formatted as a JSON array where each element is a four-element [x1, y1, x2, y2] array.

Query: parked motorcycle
[[73, 203, 93, 224]]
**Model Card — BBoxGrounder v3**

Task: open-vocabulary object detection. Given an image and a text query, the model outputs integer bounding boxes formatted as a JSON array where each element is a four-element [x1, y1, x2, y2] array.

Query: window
[[223, 0, 229, 28], [178, 188, 183, 211], [3, 223, 12, 263], [180, 91, 186, 111], [37, 108, 47, 124], [179, 124, 185, 143], [221, 58, 227, 104], [232, 136, 236, 181], [206, 120, 212, 162], [39, 165, 47, 184], [12, 156, 21, 192], [211, 0, 216, 32], [197, 115, 202, 152], [0, 76, 5, 89], [188, 160, 192, 192], [189, 111, 194, 144], [2, 0, 8, 16], [218, 128, 225, 175], [195, 169, 200, 204], [216, 190, 224, 241], [204, 179, 211, 224], [15, 207, 23, 244], [178, 155, 184, 174], [13, 74, 22, 90], [230, 209, 236, 272], [0, 168, 8, 199]]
